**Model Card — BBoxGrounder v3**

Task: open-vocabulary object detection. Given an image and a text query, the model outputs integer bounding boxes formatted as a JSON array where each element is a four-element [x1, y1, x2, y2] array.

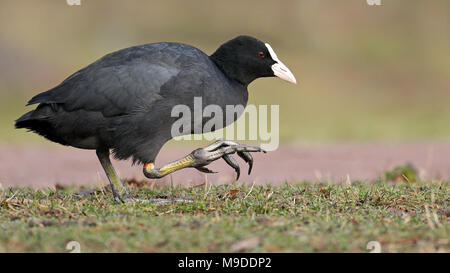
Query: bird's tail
[[15, 104, 66, 145], [15, 110, 38, 129]]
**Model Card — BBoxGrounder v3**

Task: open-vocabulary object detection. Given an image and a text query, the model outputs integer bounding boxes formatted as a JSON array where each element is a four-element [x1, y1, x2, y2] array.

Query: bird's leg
[[96, 148, 129, 202], [143, 139, 266, 180]]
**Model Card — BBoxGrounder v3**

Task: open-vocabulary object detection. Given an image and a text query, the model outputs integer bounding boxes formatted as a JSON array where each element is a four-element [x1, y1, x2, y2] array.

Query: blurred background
[[0, 0, 449, 186], [1, 0, 449, 143]]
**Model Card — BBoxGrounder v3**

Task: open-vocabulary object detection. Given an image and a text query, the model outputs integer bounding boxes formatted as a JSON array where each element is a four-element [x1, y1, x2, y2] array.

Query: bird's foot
[[143, 139, 266, 180], [191, 139, 266, 180]]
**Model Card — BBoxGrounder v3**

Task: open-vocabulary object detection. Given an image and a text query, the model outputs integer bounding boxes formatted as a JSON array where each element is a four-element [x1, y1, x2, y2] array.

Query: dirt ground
[[0, 141, 449, 188]]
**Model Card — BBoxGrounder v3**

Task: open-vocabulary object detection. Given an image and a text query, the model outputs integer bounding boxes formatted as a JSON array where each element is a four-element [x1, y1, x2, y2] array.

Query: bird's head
[[210, 35, 297, 86]]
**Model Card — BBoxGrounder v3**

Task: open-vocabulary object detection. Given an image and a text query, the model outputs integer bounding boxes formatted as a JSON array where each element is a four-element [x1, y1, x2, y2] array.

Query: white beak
[[265, 43, 297, 84]]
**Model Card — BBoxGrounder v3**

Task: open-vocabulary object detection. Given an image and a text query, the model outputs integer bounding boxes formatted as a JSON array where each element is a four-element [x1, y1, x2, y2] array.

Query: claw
[[195, 166, 217, 174], [189, 140, 266, 180], [237, 151, 253, 175], [222, 154, 240, 180]]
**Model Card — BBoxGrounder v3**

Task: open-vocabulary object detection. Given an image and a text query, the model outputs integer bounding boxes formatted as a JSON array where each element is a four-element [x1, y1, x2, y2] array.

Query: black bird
[[15, 35, 296, 202]]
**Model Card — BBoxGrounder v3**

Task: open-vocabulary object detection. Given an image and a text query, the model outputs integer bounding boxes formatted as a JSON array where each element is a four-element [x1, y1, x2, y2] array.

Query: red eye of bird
[[258, 51, 265, 58]]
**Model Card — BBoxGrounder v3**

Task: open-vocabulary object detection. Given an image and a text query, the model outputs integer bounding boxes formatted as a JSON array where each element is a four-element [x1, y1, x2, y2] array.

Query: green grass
[[0, 179, 448, 252]]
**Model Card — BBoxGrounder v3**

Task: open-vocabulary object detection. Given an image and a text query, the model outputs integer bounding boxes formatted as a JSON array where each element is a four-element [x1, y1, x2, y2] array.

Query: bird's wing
[[27, 43, 200, 117]]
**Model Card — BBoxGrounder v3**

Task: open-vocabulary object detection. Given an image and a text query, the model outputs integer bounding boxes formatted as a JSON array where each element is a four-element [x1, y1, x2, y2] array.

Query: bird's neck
[[209, 54, 254, 86]]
